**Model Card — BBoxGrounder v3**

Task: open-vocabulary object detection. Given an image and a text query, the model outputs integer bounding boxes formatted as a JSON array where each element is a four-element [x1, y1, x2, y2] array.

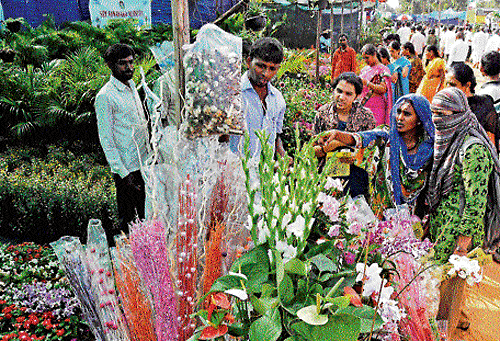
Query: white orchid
[[447, 255, 483, 285]]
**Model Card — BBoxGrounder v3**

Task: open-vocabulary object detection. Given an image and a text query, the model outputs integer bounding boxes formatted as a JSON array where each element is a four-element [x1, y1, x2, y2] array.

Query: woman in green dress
[[427, 87, 500, 262], [427, 87, 500, 341]]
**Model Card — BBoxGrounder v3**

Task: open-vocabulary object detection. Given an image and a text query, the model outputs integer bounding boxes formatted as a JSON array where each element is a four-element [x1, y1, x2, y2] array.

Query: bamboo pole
[[315, 7, 322, 82], [341, 0, 345, 35], [330, 1, 334, 55], [213, 0, 250, 26], [171, 0, 190, 127]]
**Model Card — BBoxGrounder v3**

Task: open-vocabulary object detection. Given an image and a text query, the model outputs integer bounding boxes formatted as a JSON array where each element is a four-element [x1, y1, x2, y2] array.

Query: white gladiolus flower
[[287, 215, 306, 239], [275, 240, 297, 263]]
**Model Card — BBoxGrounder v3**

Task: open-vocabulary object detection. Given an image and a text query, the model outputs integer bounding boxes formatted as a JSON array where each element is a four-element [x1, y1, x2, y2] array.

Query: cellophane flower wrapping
[[50, 236, 107, 341], [142, 123, 250, 339], [381, 207, 436, 341], [85, 219, 130, 341], [183, 23, 243, 137], [111, 235, 157, 341], [129, 219, 180, 341]]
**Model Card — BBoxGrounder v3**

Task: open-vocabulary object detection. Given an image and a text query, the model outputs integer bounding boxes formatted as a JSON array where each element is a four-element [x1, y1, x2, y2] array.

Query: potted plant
[[245, 2, 268, 31]]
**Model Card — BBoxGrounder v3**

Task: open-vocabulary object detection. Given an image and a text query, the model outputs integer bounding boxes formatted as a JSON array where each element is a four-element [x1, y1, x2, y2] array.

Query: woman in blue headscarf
[[317, 94, 435, 219]]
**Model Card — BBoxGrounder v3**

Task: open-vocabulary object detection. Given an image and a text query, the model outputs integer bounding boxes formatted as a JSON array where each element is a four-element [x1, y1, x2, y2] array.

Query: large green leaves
[[230, 245, 270, 293], [291, 314, 361, 341]]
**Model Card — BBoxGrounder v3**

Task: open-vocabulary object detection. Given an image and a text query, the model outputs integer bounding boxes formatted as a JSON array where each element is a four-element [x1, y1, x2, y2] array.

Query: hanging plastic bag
[[183, 23, 243, 138]]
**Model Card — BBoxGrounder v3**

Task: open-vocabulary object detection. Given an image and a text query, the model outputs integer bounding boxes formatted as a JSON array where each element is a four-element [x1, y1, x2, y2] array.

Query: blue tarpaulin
[[0, 0, 238, 28]]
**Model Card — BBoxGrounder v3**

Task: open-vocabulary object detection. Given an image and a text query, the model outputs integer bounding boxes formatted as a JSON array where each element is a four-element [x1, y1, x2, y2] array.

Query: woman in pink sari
[[359, 44, 393, 126]]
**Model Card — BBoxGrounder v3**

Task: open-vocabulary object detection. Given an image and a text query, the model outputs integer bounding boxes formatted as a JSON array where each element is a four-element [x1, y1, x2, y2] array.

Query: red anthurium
[[211, 293, 231, 310], [199, 324, 228, 340], [343, 287, 363, 307]]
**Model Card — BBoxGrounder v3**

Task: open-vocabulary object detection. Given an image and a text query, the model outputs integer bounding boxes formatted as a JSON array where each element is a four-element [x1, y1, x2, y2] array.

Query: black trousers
[[112, 170, 145, 242]]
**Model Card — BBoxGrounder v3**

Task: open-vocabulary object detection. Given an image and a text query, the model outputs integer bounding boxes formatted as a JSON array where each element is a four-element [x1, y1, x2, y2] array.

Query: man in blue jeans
[[95, 43, 149, 243]]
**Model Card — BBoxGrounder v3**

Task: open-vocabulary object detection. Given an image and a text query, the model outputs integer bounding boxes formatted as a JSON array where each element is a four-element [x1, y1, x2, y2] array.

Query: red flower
[[224, 313, 235, 324], [199, 324, 228, 340], [344, 286, 363, 307], [211, 293, 230, 310], [56, 329, 65, 336]]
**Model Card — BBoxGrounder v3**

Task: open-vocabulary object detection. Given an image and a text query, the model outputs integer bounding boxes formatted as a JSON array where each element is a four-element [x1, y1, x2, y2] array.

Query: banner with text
[[89, 0, 151, 28]]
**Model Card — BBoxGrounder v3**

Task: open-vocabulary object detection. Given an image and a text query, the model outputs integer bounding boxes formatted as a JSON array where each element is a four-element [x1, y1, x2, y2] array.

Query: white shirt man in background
[[410, 26, 426, 57], [485, 29, 500, 55], [397, 22, 412, 45], [447, 31, 468, 67], [443, 25, 456, 60], [472, 27, 489, 67]]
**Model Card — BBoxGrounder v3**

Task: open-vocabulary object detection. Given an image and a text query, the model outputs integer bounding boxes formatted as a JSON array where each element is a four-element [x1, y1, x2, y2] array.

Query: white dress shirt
[[447, 39, 468, 66], [95, 76, 149, 178]]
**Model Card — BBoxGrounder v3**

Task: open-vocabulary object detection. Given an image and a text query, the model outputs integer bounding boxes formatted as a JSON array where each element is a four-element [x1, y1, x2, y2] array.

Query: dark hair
[[339, 33, 348, 40], [403, 42, 416, 55], [104, 43, 135, 64], [248, 37, 284, 64], [332, 72, 363, 96], [481, 51, 500, 77], [389, 40, 401, 51], [448, 62, 477, 93], [361, 44, 379, 60], [378, 46, 391, 62], [425, 44, 439, 58]]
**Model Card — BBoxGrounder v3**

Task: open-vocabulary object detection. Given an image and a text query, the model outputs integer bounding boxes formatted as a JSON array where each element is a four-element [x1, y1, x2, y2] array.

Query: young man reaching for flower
[[229, 37, 286, 159]]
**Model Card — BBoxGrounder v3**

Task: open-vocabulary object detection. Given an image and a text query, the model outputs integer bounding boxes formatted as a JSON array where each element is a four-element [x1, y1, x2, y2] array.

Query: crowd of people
[[94, 22, 500, 339], [315, 22, 500, 340]]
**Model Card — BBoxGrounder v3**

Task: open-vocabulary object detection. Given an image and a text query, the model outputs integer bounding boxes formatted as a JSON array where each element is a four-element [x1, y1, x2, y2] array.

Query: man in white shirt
[[485, 29, 500, 54], [410, 26, 426, 57], [397, 22, 412, 45], [472, 27, 489, 67], [443, 25, 456, 60], [95, 43, 149, 242], [447, 31, 468, 67]]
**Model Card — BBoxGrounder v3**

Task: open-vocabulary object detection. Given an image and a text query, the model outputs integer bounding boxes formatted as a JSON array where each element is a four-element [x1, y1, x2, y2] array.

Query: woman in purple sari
[[359, 44, 393, 126]]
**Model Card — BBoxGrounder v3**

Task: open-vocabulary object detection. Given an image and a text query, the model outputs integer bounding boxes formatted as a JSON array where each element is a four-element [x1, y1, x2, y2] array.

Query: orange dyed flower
[[343, 287, 363, 307]]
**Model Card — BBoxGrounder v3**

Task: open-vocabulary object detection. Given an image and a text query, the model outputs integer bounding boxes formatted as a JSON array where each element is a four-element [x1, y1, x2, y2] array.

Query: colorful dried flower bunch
[[128, 219, 179, 341], [175, 176, 199, 340], [111, 236, 156, 341], [85, 220, 129, 340], [183, 25, 243, 138]]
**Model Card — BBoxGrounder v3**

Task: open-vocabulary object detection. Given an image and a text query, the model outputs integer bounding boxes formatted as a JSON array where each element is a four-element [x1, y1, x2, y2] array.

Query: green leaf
[[339, 306, 384, 333], [291, 314, 361, 341], [250, 294, 280, 316], [285, 258, 307, 276], [279, 274, 294, 306], [208, 275, 245, 294], [230, 245, 270, 293], [249, 315, 282, 341], [309, 254, 339, 273], [318, 273, 333, 282], [325, 296, 350, 311]]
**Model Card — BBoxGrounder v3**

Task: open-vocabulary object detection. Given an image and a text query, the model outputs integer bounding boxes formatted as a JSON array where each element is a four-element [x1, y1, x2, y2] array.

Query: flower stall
[[42, 24, 496, 341]]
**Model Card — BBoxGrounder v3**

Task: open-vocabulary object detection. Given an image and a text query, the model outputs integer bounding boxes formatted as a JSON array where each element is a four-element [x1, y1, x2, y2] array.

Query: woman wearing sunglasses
[[316, 94, 434, 219]]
